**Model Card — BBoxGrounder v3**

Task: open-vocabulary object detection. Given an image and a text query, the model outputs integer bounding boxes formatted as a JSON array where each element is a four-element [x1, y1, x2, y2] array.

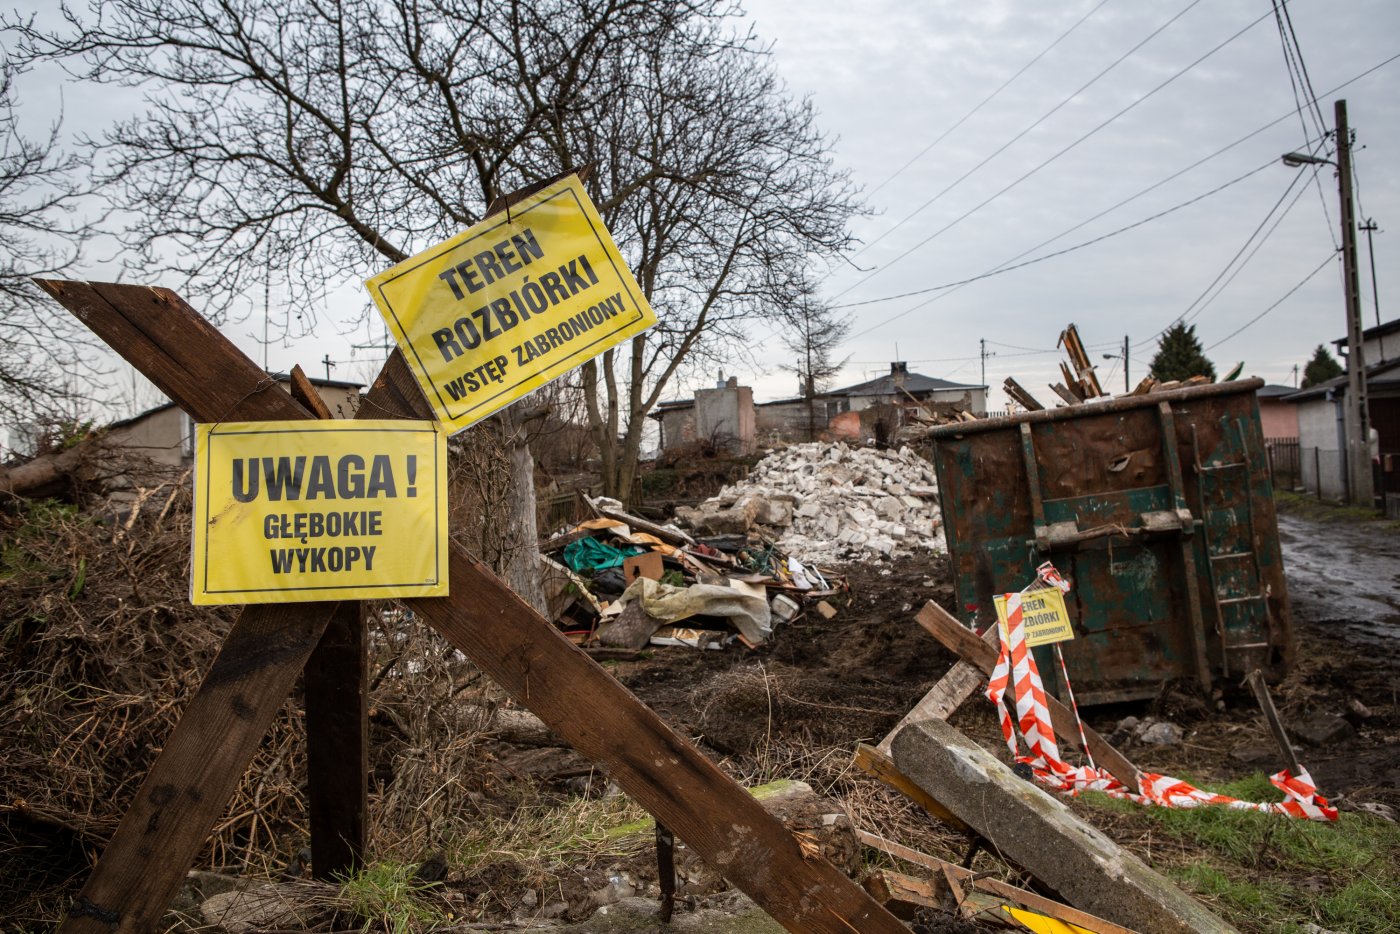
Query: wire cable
[[841, 49, 1400, 342], [1176, 175, 1313, 332], [1270, 0, 1339, 249], [1205, 253, 1336, 351], [838, 160, 1273, 311], [834, 5, 1273, 300], [1134, 169, 1311, 352], [848, 0, 1202, 263], [862, 0, 1114, 204]]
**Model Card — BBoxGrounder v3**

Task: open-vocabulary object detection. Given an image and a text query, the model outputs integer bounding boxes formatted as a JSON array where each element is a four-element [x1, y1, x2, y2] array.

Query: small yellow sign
[[365, 175, 657, 432], [191, 420, 448, 605], [994, 587, 1075, 647]]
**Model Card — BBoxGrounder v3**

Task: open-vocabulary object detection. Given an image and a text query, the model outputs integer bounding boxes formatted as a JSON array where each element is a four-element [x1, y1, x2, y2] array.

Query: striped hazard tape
[[985, 564, 1337, 821]]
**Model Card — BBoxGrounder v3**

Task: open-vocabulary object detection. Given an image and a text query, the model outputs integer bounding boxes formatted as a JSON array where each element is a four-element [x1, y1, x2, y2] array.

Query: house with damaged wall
[[651, 363, 987, 455]]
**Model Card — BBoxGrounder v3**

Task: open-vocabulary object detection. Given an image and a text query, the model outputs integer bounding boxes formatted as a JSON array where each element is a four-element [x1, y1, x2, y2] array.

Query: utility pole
[[1335, 100, 1373, 508], [322, 354, 336, 381], [979, 339, 995, 391], [1121, 334, 1129, 392], [1360, 218, 1381, 328]]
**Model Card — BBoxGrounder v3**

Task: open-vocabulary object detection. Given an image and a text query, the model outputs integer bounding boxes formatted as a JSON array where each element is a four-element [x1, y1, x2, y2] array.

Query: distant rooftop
[[833, 362, 985, 398]]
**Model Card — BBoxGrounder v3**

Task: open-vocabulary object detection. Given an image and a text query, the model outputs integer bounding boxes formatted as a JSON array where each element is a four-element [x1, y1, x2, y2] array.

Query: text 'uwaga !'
[[191, 421, 448, 605], [365, 174, 657, 433]]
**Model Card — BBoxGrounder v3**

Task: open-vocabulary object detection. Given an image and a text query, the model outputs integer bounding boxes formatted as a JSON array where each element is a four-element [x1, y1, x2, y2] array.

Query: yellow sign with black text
[[994, 587, 1075, 648], [365, 175, 657, 432], [191, 420, 448, 605]]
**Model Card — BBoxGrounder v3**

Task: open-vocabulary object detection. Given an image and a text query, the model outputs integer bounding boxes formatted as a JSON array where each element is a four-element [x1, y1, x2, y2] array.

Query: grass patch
[[1077, 773, 1400, 932], [1275, 490, 1398, 529], [339, 862, 452, 934], [443, 790, 652, 876]]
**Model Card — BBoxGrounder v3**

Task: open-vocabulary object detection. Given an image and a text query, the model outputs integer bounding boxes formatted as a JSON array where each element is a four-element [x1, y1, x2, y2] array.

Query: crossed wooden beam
[[38, 276, 904, 933]]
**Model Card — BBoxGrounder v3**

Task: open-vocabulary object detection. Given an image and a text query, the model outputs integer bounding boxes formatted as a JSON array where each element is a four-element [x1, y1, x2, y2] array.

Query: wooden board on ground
[[856, 831, 1140, 934], [853, 743, 968, 831]]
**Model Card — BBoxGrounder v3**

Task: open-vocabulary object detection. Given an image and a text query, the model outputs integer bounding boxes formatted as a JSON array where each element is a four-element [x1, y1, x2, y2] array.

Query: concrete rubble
[[675, 442, 945, 564]]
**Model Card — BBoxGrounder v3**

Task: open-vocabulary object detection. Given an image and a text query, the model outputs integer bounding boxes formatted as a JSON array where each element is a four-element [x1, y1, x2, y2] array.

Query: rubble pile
[[676, 442, 945, 564]]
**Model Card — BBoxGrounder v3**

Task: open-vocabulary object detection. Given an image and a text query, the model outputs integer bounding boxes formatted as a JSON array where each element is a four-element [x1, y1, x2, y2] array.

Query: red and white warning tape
[[985, 564, 1337, 821]]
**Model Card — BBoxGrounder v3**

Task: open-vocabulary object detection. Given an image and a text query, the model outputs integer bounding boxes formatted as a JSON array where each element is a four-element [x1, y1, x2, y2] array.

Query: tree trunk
[[500, 408, 548, 615]]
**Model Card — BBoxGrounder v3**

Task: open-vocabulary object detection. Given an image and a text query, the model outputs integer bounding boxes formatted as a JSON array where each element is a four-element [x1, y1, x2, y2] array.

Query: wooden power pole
[[1336, 100, 1373, 508]]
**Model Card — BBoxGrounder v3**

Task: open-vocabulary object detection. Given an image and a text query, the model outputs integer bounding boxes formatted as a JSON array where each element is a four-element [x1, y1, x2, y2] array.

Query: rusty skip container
[[927, 378, 1293, 704]]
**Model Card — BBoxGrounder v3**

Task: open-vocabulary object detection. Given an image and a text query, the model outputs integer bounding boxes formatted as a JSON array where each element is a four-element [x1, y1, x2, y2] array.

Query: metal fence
[[1264, 437, 1300, 491]]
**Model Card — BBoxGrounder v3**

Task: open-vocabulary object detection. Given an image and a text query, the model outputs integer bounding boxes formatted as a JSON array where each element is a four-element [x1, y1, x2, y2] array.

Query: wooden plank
[[43, 279, 906, 934], [913, 602, 1141, 789], [303, 601, 368, 880], [857, 828, 951, 874], [854, 743, 968, 831], [1003, 377, 1045, 412], [288, 363, 334, 419], [1246, 669, 1301, 775], [591, 500, 697, 547], [876, 628, 996, 754], [290, 361, 370, 879], [862, 868, 944, 918], [1050, 383, 1081, 407], [857, 834, 1139, 934], [63, 604, 337, 932]]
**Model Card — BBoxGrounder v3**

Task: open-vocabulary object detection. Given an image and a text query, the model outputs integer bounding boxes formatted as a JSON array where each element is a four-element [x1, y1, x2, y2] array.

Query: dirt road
[[1277, 509, 1400, 649]]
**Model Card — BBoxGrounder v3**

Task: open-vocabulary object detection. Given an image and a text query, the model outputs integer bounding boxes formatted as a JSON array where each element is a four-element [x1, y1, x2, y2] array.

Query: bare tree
[[568, 26, 861, 499], [0, 59, 92, 437], [11, 0, 859, 599], [778, 286, 850, 441]]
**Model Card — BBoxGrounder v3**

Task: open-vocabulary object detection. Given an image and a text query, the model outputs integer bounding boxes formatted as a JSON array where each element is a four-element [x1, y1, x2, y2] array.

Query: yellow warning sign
[[191, 420, 448, 605], [994, 587, 1075, 647], [365, 175, 657, 432]]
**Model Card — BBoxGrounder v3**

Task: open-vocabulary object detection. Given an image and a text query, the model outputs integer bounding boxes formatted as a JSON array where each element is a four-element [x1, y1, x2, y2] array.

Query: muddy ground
[[8, 494, 1396, 931], [432, 496, 1400, 931]]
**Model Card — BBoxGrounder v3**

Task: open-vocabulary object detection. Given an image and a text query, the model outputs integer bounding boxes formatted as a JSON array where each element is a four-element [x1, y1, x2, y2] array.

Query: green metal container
[[927, 378, 1293, 704]]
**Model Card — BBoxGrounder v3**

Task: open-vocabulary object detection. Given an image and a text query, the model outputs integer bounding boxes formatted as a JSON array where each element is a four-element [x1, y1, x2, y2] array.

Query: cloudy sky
[[727, 0, 1400, 407], [12, 0, 1400, 421]]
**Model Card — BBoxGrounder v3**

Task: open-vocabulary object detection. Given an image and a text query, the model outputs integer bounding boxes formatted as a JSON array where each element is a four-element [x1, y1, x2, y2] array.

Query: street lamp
[[1279, 98, 1372, 508], [1101, 344, 1129, 392], [1281, 151, 1333, 168]]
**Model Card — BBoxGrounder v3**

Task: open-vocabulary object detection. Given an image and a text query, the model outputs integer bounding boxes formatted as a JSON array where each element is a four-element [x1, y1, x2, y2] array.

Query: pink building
[[1257, 384, 1299, 439]]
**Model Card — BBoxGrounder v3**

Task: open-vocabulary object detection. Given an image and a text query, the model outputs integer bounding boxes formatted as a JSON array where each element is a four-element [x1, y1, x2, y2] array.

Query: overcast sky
[[727, 0, 1400, 407], [12, 0, 1400, 421]]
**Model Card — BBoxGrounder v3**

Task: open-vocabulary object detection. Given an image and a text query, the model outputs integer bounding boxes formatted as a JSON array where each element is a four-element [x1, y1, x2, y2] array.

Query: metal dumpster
[[927, 378, 1293, 704]]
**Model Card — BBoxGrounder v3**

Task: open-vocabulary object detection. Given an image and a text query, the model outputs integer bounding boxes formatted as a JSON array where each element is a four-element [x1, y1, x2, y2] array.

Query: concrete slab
[[891, 719, 1239, 934]]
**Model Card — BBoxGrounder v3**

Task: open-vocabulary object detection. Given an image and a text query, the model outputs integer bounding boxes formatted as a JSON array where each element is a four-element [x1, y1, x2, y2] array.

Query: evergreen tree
[[1301, 344, 1344, 388], [1149, 323, 1216, 382]]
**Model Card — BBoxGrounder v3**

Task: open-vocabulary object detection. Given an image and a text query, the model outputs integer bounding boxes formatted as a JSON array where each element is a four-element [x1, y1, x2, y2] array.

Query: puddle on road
[[1277, 513, 1400, 649]]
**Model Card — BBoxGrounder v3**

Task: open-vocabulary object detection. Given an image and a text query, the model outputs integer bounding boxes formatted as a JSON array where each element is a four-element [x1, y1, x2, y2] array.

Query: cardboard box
[[623, 551, 664, 583]]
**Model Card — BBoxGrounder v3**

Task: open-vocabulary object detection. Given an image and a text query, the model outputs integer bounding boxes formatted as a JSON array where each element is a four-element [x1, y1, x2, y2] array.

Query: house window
[[825, 399, 850, 420]]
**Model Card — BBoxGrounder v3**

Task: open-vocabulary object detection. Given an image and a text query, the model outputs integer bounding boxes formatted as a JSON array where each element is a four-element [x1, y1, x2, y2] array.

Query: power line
[[1269, 0, 1339, 250], [1176, 178, 1312, 331], [841, 50, 1400, 343], [1205, 253, 1336, 351], [838, 160, 1273, 312], [834, 5, 1272, 300], [845, 0, 1202, 264], [862, 0, 1114, 205], [1135, 169, 1312, 353], [1278, 0, 1329, 135]]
